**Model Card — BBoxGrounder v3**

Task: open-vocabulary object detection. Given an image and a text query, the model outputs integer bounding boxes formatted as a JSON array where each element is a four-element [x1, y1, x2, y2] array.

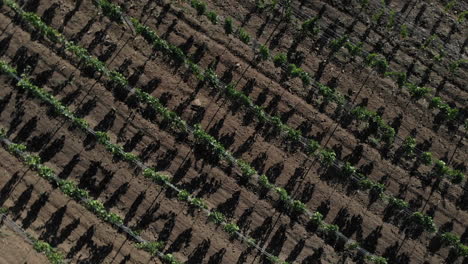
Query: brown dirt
[[0, 221, 50, 264], [0, 0, 466, 263]]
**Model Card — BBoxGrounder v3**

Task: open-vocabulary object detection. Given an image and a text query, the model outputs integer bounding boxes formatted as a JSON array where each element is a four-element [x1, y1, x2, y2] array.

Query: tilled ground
[[0, 0, 466, 263]]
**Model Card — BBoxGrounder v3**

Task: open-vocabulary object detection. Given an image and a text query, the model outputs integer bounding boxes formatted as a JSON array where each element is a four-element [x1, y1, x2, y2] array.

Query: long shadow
[[216, 190, 240, 219], [127, 65, 145, 87], [179, 35, 194, 54], [269, 25, 288, 50], [0, 92, 12, 120], [301, 247, 323, 264], [53, 218, 80, 247], [9, 184, 33, 220], [297, 120, 313, 137], [186, 239, 211, 264], [23, 0, 40, 12], [196, 177, 221, 199], [14, 48, 39, 75], [361, 226, 382, 253], [75, 97, 97, 118], [0, 35, 12, 57], [94, 109, 117, 132], [116, 59, 133, 78], [192, 142, 221, 167], [219, 131, 236, 150], [57, 154, 81, 179], [78, 161, 114, 198], [265, 162, 285, 184], [104, 182, 129, 209], [457, 180, 468, 211], [265, 94, 281, 116], [285, 239, 305, 263], [41, 3, 59, 26], [191, 43, 207, 64], [251, 152, 268, 173], [344, 145, 364, 165], [208, 117, 225, 139], [207, 248, 226, 264], [261, 224, 287, 264], [123, 131, 144, 152], [60, 88, 81, 107], [161, 18, 178, 40], [233, 135, 256, 158], [284, 167, 305, 193], [156, 3, 171, 27], [58, 0, 83, 32], [316, 200, 331, 218], [78, 161, 99, 189], [299, 182, 315, 204], [0, 172, 21, 206], [67, 225, 95, 259], [123, 191, 146, 225], [33, 69, 55, 87], [13, 116, 38, 143], [39, 135, 65, 163], [39, 205, 67, 242], [188, 106, 206, 126], [70, 18, 97, 43], [21, 192, 49, 229], [134, 202, 161, 231], [83, 109, 116, 150], [236, 247, 253, 264], [429, 221, 453, 253], [172, 158, 192, 184], [236, 207, 253, 234], [179, 172, 207, 194], [165, 228, 193, 254], [250, 216, 273, 246], [118, 255, 131, 264], [85, 243, 113, 263], [342, 214, 363, 239], [155, 148, 178, 171], [382, 241, 410, 264], [157, 212, 176, 243], [139, 141, 160, 163], [333, 208, 350, 230], [98, 43, 117, 63], [10, 46, 28, 74]]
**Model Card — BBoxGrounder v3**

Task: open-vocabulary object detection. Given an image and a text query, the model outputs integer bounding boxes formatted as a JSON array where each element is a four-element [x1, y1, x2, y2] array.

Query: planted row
[[0, 210, 66, 264], [1, 1, 382, 261], [178, 0, 465, 180], [291, 1, 466, 125], [0, 59, 289, 263], [124, 0, 461, 236], [96, 0, 467, 252], [0, 60, 191, 263], [186, 0, 466, 130], [0, 133, 182, 263], [95, 1, 453, 261], [177, 0, 465, 185], [8, 1, 461, 261]]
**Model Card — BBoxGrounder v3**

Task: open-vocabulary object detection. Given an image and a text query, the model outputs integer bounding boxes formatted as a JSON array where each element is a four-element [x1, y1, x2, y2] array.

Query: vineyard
[[0, 0, 466, 263]]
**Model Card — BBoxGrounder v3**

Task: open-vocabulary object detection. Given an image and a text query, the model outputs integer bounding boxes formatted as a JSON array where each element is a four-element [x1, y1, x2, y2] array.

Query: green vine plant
[[0, 210, 66, 264], [92, 1, 465, 260], [94, 0, 467, 248], [178, 0, 466, 153], [0, 130, 181, 263], [0, 3, 368, 259], [271, 0, 466, 126], [4, 0, 465, 261], [0, 60, 289, 264]]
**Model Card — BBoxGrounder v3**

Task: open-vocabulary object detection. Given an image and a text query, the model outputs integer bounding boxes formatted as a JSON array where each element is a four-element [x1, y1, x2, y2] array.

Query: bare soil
[[0, 0, 466, 263]]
